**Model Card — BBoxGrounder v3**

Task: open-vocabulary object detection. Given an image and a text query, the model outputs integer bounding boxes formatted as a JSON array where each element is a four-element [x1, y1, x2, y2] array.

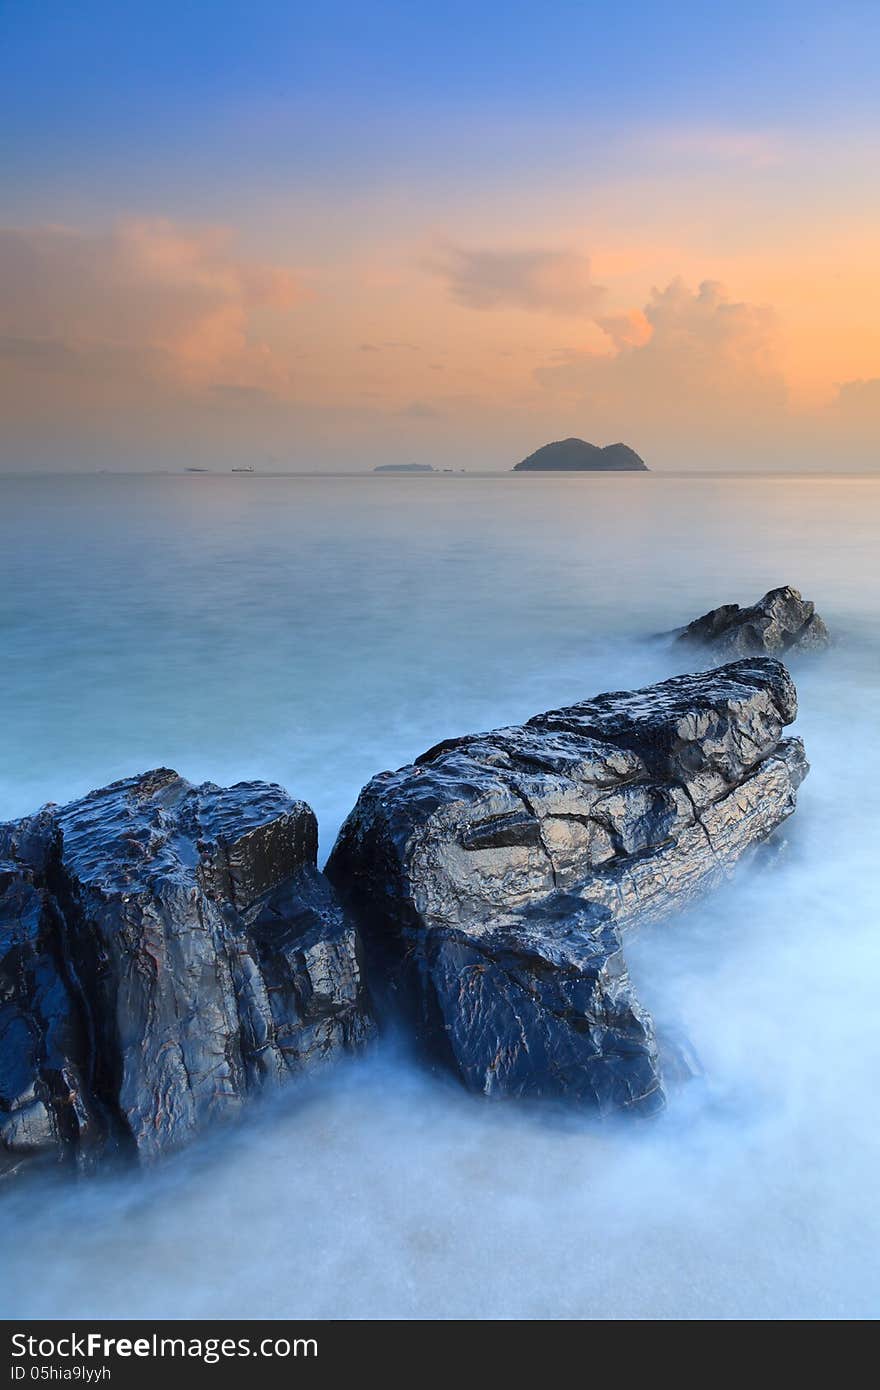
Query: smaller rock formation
[[513, 439, 648, 471], [677, 586, 830, 657], [0, 771, 374, 1177]]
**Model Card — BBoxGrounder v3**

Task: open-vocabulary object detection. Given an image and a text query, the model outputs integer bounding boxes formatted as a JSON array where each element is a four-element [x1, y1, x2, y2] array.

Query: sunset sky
[[2, 1, 879, 471]]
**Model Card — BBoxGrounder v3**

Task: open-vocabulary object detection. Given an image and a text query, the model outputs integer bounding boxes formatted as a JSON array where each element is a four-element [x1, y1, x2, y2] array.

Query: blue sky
[[4, 2, 877, 212]]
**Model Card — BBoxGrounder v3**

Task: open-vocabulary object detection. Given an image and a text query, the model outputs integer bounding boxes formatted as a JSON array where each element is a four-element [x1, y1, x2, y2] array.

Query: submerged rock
[[676, 586, 830, 657], [0, 770, 374, 1177], [326, 659, 808, 1113]]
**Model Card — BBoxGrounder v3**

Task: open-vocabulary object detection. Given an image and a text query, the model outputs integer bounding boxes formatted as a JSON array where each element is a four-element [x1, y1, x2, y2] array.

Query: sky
[[1, 0, 879, 471]]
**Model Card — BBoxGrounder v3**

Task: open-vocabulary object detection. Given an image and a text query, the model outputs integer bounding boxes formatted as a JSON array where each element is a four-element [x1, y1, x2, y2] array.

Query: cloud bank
[[537, 279, 787, 444], [1, 221, 878, 471], [0, 221, 300, 394]]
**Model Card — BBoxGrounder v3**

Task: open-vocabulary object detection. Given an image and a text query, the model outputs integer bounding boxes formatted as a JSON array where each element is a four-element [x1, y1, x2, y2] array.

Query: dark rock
[[1, 771, 374, 1176], [0, 812, 104, 1177], [326, 659, 807, 1113], [423, 899, 662, 1112], [513, 438, 648, 471], [676, 586, 830, 657]]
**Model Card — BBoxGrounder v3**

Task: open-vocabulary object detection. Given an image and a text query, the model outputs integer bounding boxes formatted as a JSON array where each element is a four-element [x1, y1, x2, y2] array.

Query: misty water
[[1, 472, 878, 1319]]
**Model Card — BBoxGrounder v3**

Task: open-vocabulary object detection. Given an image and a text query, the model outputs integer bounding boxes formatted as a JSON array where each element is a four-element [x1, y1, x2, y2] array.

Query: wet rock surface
[[676, 585, 830, 657], [1, 659, 813, 1158], [1, 770, 374, 1176], [326, 659, 808, 1112]]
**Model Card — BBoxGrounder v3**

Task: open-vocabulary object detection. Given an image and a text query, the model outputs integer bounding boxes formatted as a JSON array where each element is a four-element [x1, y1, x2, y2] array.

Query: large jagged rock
[[0, 770, 374, 1177], [326, 659, 808, 1113], [676, 586, 830, 657]]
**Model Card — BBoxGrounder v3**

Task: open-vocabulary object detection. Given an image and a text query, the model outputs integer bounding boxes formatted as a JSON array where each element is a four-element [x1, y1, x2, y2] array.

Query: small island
[[513, 438, 648, 472], [373, 463, 435, 473]]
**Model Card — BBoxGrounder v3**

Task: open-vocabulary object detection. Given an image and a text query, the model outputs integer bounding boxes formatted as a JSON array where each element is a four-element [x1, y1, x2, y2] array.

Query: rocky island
[[513, 439, 648, 471], [373, 463, 435, 473]]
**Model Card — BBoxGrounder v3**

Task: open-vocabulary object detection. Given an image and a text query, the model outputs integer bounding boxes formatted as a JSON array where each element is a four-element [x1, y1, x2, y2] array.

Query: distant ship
[[232, 465, 255, 473], [185, 467, 210, 473]]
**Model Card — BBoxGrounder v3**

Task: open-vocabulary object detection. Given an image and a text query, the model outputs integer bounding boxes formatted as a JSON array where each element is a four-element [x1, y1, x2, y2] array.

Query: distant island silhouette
[[513, 439, 648, 472], [373, 463, 435, 473]]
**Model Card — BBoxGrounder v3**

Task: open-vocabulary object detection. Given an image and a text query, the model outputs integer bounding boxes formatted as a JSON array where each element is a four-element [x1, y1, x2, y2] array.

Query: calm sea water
[[1, 472, 878, 1319]]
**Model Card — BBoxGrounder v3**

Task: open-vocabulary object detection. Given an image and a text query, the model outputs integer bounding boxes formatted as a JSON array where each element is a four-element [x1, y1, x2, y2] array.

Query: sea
[[0, 470, 878, 1319]]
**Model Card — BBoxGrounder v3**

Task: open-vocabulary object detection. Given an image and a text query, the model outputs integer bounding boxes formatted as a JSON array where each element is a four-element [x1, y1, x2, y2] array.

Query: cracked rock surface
[[326, 659, 808, 1113], [676, 585, 830, 657], [0, 770, 374, 1176]]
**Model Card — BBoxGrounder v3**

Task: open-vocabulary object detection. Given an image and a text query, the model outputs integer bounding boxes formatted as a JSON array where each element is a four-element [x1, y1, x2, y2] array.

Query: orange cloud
[[0, 220, 301, 393], [535, 279, 787, 459], [834, 377, 880, 417], [830, 377, 880, 450], [597, 309, 652, 350]]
